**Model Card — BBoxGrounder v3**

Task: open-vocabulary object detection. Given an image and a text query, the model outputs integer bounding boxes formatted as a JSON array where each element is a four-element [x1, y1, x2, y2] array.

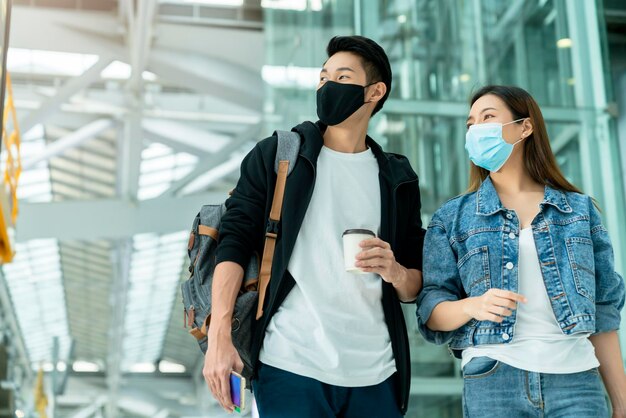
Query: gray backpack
[[181, 130, 301, 381]]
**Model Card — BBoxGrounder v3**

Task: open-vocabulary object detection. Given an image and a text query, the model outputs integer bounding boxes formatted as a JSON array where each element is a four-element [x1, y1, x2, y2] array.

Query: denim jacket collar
[[476, 176, 573, 216]]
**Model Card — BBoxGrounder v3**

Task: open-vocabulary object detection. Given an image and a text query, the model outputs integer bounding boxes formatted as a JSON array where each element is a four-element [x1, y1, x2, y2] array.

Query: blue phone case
[[230, 371, 245, 413]]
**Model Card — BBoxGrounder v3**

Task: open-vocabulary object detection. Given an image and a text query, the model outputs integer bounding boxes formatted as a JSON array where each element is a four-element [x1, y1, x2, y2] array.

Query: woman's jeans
[[462, 357, 609, 418]]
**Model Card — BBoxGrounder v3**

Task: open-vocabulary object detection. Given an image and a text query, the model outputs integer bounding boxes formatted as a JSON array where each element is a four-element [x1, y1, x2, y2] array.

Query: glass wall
[[263, 0, 626, 416]]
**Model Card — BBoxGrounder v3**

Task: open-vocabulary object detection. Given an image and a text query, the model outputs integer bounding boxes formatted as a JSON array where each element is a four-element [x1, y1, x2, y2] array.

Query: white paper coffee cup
[[342, 229, 376, 274]]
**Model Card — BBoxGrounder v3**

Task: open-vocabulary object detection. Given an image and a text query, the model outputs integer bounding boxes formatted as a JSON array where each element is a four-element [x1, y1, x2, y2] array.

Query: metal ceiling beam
[[119, 0, 154, 202], [69, 395, 107, 418], [118, 0, 128, 24], [485, 0, 527, 74], [10, 5, 125, 57], [19, 57, 114, 135], [144, 108, 261, 124], [106, 240, 131, 418], [10, 4, 261, 70], [15, 97, 262, 124], [118, 111, 144, 201], [166, 123, 261, 196], [384, 99, 589, 122], [142, 131, 207, 157], [166, 140, 246, 196], [12, 81, 262, 124], [105, 6, 156, 413], [22, 119, 114, 170], [15, 96, 261, 124], [148, 49, 263, 112], [179, 153, 246, 196], [142, 118, 232, 156], [128, 0, 157, 93], [46, 125, 117, 158], [16, 192, 229, 242]]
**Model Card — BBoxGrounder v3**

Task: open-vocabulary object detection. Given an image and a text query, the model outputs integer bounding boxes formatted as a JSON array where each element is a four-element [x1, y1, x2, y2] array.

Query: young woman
[[417, 85, 626, 417]]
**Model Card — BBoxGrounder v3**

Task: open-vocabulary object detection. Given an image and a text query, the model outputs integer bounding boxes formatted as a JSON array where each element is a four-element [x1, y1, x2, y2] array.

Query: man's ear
[[366, 81, 387, 104]]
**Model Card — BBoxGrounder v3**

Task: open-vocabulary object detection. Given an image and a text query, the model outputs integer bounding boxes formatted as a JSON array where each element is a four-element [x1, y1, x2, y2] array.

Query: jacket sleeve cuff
[[215, 244, 251, 270], [594, 303, 622, 334], [416, 290, 458, 345]]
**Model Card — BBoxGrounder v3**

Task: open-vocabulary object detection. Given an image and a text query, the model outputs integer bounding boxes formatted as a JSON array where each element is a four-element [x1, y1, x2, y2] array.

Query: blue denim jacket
[[417, 177, 625, 358]]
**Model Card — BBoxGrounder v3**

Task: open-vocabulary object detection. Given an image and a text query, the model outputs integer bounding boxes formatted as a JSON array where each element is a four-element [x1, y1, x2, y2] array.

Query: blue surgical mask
[[465, 118, 527, 172]]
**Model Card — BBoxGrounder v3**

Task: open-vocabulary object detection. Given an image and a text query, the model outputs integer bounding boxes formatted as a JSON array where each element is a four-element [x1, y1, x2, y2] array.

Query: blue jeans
[[462, 357, 608, 418], [252, 363, 402, 418]]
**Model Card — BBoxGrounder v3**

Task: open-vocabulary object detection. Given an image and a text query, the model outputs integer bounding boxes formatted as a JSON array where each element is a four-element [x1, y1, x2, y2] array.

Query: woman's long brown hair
[[467, 85, 584, 197]]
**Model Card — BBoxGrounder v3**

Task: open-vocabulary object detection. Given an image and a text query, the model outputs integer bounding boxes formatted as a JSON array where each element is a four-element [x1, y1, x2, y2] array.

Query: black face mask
[[316, 81, 376, 126]]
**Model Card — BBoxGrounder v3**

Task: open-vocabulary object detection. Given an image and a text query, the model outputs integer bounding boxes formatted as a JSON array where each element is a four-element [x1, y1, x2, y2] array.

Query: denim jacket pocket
[[566, 237, 596, 302], [458, 246, 491, 297]]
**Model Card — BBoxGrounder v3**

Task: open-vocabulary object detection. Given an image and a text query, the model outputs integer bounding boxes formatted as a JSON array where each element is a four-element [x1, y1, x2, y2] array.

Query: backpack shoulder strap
[[274, 130, 301, 175], [256, 130, 301, 320]]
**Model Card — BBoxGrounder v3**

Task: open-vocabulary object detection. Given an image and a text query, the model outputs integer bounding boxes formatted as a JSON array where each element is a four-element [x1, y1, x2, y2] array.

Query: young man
[[203, 36, 425, 417]]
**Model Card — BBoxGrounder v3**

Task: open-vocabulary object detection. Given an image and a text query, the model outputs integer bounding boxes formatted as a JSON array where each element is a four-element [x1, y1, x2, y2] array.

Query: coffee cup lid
[[342, 229, 376, 237]]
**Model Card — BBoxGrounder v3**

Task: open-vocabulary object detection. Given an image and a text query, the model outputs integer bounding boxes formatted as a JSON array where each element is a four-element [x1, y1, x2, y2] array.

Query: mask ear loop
[[364, 81, 382, 104], [503, 117, 528, 126], [508, 117, 530, 145]]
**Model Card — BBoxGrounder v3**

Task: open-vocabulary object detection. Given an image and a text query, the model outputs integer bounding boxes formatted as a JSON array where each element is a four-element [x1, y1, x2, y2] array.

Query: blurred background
[[0, 0, 625, 417]]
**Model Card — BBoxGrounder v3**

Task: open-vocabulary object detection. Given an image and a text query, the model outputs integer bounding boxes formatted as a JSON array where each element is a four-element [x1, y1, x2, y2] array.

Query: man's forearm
[[208, 261, 245, 337]]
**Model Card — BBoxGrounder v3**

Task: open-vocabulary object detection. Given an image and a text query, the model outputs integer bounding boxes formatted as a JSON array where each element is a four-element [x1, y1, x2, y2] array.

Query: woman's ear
[[522, 118, 534, 138], [366, 81, 387, 104]]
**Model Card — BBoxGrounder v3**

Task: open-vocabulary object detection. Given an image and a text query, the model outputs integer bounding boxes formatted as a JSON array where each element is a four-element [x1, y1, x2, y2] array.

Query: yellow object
[[0, 72, 20, 263], [34, 367, 48, 418]]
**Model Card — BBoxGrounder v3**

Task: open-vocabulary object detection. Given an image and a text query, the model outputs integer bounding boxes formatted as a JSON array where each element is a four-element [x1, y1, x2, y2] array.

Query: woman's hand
[[463, 288, 527, 323]]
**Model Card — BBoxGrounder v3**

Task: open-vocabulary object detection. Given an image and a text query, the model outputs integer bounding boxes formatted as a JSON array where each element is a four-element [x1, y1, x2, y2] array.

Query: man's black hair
[[326, 35, 392, 116]]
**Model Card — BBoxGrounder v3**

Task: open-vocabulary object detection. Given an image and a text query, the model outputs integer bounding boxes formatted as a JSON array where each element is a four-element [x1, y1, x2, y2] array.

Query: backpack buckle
[[266, 219, 280, 236]]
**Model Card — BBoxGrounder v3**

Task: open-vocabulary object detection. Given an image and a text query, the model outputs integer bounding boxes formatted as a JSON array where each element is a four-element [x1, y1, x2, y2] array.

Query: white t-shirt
[[462, 228, 599, 373], [259, 145, 396, 387]]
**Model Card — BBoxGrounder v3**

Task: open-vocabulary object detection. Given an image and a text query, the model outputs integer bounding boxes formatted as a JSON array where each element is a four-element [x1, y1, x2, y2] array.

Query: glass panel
[[2, 240, 72, 365], [263, 0, 355, 129], [121, 231, 188, 370]]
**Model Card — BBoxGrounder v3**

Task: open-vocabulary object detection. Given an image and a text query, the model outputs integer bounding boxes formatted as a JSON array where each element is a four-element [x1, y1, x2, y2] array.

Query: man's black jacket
[[215, 120, 425, 414]]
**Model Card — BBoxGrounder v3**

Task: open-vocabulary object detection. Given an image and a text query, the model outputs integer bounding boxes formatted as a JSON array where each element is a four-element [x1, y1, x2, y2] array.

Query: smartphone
[[229, 370, 246, 413]]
